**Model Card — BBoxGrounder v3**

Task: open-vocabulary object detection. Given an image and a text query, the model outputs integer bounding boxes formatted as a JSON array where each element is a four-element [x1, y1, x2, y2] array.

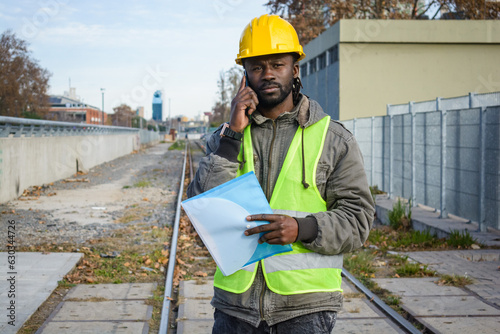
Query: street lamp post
[[101, 88, 105, 125]]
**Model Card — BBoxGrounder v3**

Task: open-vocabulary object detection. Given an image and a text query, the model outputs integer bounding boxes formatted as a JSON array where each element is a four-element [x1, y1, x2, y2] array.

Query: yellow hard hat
[[235, 14, 305, 65]]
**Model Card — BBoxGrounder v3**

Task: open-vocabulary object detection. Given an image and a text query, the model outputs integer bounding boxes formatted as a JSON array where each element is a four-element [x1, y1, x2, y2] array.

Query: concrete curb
[[375, 195, 500, 247]]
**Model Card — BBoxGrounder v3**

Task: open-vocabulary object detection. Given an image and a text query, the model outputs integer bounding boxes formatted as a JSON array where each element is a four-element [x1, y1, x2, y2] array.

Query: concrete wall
[[302, 61, 340, 120], [339, 43, 500, 120], [0, 133, 140, 204]]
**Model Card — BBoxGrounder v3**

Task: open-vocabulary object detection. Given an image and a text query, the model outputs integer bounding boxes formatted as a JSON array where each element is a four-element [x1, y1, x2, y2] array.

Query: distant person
[[188, 14, 374, 333]]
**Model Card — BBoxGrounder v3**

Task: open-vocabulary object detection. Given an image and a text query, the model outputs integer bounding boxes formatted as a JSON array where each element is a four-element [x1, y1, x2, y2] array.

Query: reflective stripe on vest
[[214, 115, 343, 295]]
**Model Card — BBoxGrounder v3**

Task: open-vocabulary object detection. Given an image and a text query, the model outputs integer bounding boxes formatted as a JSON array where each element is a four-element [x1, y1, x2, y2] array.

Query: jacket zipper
[[261, 120, 277, 320], [259, 262, 265, 320], [266, 120, 277, 199]]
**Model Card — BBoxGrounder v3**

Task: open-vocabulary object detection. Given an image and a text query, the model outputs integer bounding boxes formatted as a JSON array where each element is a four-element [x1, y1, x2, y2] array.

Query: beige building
[[301, 20, 500, 120]]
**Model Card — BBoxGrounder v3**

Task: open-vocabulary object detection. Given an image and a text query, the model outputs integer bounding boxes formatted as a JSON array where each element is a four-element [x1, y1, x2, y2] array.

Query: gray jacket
[[187, 94, 374, 327]]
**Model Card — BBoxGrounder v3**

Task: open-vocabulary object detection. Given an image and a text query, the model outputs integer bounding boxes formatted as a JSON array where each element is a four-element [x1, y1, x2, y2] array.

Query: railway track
[[158, 139, 423, 334]]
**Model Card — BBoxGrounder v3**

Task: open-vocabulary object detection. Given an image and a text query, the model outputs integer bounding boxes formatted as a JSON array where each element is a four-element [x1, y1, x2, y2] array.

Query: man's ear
[[293, 62, 300, 79]]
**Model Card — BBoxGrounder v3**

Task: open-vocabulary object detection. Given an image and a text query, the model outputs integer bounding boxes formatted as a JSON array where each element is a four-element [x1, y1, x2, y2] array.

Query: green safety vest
[[214, 115, 343, 295]]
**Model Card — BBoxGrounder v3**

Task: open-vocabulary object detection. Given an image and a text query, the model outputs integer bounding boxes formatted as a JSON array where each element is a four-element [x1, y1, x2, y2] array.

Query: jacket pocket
[[316, 163, 330, 199]]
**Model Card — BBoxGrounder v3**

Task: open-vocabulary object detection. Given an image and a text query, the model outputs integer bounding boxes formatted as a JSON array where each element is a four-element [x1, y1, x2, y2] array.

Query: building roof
[[49, 95, 100, 110], [304, 19, 500, 61]]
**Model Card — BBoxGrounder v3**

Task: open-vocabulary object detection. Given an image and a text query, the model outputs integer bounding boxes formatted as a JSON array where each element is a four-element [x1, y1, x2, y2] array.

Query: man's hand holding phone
[[229, 73, 259, 133]]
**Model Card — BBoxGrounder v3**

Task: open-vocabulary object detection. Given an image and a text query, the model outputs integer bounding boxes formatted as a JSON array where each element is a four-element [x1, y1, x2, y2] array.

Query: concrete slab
[[64, 283, 156, 300], [416, 316, 500, 334], [341, 279, 360, 295], [178, 298, 213, 320], [400, 295, 500, 316], [0, 252, 82, 334], [372, 277, 469, 296], [338, 298, 384, 319], [176, 319, 213, 334], [38, 321, 148, 334], [52, 301, 152, 321], [179, 279, 213, 299], [335, 318, 404, 333]]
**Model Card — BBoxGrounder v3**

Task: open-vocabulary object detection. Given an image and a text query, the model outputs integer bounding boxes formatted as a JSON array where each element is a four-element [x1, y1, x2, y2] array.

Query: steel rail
[[159, 141, 189, 334], [342, 269, 421, 334], [188, 140, 194, 183]]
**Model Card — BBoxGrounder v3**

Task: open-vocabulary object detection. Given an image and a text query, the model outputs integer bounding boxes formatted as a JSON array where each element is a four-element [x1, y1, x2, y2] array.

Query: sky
[[0, 0, 270, 120]]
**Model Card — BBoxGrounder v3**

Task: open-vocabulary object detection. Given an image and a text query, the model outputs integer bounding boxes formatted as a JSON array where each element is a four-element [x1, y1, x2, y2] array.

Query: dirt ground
[[0, 142, 218, 333], [0, 143, 184, 248]]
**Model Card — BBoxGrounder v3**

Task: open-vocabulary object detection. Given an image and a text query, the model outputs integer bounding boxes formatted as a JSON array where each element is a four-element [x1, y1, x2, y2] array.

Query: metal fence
[[387, 92, 500, 115], [343, 94, 500, 231], [0, 116, 160, 144]]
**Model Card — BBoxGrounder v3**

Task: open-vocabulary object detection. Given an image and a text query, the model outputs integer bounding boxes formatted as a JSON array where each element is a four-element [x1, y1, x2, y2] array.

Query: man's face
[[244, 54, 298, 109]]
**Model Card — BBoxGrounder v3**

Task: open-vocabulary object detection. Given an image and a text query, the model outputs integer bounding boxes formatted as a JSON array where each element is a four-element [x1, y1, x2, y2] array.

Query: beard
[[252, 76, 294, 109]]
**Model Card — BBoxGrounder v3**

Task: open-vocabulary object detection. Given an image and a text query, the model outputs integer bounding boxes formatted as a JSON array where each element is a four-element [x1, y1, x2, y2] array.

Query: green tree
[[131, 115, 147, 129], [0, 30, 51, 117]]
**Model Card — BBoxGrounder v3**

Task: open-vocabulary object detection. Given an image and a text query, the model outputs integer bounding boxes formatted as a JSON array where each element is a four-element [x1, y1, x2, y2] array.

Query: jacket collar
[[250, 94, 327, 129]]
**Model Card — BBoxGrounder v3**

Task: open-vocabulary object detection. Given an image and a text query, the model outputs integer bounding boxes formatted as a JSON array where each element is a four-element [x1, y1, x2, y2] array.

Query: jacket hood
[[301, 95, 329, 128], [251, 94, 329, 129]]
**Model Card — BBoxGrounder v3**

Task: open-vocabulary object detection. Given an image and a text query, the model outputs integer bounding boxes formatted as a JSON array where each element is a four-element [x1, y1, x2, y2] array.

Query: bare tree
[[0, 30, 51, 118], [265, 0, 500, 45], [211, 66, 244, 124], [112, 104, 134, 127]]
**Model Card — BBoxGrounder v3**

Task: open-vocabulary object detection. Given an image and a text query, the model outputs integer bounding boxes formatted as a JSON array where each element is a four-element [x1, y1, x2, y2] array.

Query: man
[[188, 14, 374, 333]]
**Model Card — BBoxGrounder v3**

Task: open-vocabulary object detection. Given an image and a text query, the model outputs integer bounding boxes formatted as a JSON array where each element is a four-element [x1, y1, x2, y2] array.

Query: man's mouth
[[260, 84, 280, 93]]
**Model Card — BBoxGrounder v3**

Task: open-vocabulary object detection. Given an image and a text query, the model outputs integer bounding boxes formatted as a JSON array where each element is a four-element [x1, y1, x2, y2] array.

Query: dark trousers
[[212, 309, 337, 334]]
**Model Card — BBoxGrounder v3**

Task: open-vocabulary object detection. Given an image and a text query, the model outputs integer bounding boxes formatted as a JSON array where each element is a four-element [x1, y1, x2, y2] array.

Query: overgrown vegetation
[[447, 229, 478, 248], [133, 179, 152, 188], [436, 274, 474, 287], [395, 262, 435, 277], [369, 185, 385, 202], [388, 198, 412, 230], [168, 140, 186, 151], [367, 226, 445, 251]]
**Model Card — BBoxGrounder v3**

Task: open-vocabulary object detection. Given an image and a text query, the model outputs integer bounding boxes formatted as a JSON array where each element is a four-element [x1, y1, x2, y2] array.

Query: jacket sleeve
[[187, 130, 241, 198], [302, 128, 375, 255]]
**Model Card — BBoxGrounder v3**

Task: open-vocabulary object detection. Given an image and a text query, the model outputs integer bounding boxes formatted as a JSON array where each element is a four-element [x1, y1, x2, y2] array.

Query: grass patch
[[436, 274, 473, 287], [344, 250, 377, 287], [447, 229, 477, 248], [395, 229, 440, 248], [369, 185, 385, 202], [146, 284, 166, 333], [133, 179, 152, 188], [388, 198, 412, 230], [168, 140, 186, 151], [367, 226, 444, 251], [384, 295, 401, 306], [58, 279, 76, 289], [395, 262, 435, 277]]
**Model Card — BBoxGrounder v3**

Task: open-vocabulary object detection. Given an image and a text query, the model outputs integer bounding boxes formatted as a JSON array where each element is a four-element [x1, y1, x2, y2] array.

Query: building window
[[309, 59, 317, 74], [300, 63, 308, 77], [328, 45, 338, 65], [319, 53, 326, 70]]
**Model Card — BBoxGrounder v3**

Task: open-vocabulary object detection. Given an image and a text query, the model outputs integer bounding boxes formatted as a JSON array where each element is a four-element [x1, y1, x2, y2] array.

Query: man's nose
[[262, 66, 276, 81]]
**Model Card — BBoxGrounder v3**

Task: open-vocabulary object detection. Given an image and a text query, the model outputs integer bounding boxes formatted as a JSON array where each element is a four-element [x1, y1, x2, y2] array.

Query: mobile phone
[[244, 70, 251, 120]]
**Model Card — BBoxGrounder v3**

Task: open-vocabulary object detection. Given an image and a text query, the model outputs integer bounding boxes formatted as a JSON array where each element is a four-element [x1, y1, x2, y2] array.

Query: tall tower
[[152, 90, 163, 121]]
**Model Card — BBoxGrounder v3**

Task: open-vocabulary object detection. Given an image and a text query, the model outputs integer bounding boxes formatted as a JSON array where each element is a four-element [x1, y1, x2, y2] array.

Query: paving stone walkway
[[37, 283, 156, 334], [176, 279, 406, 334], [374, 249, 500, 333], [0, 252, 82, 334]]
